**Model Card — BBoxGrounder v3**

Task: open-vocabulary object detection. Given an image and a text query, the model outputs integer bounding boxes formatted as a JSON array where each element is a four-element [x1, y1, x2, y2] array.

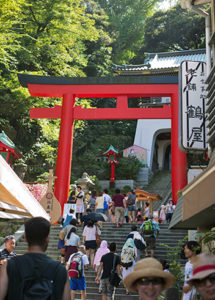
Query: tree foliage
[[97, 0, 159, 63], [0, 0, 113, 181], [133, 3, 206, 63]]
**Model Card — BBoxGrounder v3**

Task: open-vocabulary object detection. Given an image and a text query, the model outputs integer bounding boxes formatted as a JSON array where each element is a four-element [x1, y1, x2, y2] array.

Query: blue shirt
[[63, 215, 73, 228]]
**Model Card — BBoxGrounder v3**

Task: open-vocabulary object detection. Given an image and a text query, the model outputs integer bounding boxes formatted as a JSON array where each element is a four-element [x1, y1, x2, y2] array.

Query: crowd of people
[[0, 187, 214, 300], [1, 216, 215, 300], [67, 186, 175, 227]]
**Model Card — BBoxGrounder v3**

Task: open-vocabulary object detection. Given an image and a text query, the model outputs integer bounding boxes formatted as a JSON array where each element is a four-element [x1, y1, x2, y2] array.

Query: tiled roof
[[0, 131, 15, 149], [113, 49, 206, 73]]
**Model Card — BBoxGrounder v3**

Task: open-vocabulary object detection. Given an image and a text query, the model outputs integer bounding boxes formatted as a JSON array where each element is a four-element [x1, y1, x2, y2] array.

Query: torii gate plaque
[[18, 74, 187, 212]]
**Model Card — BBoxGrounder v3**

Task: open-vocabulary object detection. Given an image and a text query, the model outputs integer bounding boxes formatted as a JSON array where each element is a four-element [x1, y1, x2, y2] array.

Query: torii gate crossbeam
[[18, 74, 187, 212]]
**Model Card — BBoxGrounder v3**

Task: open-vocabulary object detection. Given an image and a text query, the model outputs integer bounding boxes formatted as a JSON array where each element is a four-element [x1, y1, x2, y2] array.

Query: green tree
[[83, 0, 113, 76], [133, 3, 206, 62], [0, 0, 24, 69], [0, 0, 113, 181], [97, 0, 159, 64], [72, 119, 137, 180]]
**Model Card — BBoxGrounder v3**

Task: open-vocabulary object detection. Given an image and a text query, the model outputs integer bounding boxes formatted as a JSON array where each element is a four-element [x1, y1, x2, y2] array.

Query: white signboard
[[63, 203, 76, 219], [179, 61, 207, 152]]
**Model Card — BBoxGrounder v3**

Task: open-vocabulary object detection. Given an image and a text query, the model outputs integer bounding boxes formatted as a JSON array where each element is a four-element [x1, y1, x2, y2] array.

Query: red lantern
[[104, 145, 119, 183]]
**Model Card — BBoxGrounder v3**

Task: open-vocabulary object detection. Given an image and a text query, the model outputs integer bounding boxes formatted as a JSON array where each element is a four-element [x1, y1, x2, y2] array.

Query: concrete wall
[[188, 168, 204, 183], [134, 119, 171, 168], [99, 180, 134, 190]]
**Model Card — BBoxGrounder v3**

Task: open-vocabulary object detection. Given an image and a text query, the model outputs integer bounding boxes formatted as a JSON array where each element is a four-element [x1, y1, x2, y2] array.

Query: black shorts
[[85, 240, 97, 250]]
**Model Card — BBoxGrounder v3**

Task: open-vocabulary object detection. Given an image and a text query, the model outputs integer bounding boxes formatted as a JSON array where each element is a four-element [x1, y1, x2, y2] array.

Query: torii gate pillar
[[171, 90, 187, 201], [54, 93, 75, 205]]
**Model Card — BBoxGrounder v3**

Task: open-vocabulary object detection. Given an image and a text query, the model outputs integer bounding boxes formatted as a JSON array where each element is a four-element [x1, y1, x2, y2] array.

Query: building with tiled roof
[[113, 48, 206, 75]]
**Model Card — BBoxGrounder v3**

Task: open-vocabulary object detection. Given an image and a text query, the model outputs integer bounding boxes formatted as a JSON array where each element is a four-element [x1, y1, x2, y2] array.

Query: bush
[[115, 156, 142, 180], [121, 185, 132, 194], [160, 236, 188, 296]]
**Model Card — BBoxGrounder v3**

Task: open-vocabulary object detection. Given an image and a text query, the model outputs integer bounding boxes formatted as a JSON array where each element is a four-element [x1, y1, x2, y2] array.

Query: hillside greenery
[[0, 0, 206, 183]]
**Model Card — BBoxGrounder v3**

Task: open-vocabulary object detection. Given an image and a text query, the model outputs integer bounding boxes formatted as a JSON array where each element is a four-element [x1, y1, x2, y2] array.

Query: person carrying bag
[[109, 254, 121, 288], [95, 242, 121, 300]]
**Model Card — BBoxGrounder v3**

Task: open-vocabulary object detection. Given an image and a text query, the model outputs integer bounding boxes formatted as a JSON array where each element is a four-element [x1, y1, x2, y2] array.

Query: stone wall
[[99, 180, 134, 190], [0, 219, 24, 245]]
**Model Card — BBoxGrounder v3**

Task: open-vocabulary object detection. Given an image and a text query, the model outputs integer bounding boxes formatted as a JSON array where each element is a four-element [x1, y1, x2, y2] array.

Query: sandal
[[98, 290, 102, 294]]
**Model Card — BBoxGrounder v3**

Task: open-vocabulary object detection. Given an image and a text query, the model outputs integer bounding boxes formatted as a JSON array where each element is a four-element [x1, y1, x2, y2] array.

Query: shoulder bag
[[109, 254, 121, 287]]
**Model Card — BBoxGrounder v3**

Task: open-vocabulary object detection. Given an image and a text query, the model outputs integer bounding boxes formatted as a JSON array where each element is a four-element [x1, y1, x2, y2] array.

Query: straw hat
[[124, 258, 175, 293], [188, 253, 215, 283]]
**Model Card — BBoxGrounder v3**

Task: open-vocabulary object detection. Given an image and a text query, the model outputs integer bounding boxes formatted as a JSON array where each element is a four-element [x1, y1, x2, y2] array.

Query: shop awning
[[0, 156, 50, 220], [169, 161, 215, 229]]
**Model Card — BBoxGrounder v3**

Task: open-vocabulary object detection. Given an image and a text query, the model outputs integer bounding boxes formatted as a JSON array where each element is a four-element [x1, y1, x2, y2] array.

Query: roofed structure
[[0, 131, 21, 165], [0, 155, 49, 220], [113, 49, 206, 76]]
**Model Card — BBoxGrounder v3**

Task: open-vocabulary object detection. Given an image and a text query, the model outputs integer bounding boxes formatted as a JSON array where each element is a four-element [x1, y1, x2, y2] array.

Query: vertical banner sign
[[179, 61, 207, 152]]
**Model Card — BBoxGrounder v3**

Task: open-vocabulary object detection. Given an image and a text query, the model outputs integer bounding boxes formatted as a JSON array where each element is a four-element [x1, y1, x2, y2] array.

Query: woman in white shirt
[[83, 219, 101, 267], [95, 191, 104, 214], [65, 227, 81, 262], [76, 186, 85, 222], [165, 200, 175, 223]]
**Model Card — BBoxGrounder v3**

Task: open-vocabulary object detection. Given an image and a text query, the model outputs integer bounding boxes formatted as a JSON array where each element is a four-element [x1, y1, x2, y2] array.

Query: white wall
[[188, 168, 204, 183], [134, 119, 171, 168]]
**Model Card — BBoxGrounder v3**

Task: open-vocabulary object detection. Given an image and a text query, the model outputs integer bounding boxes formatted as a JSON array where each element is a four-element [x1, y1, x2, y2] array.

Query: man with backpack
[[0, 217, 70, 300], [126, 225, 146, 261], [66, 245, 89, 300], [140, 214, 160, 258], [95, 242, 121, 300]]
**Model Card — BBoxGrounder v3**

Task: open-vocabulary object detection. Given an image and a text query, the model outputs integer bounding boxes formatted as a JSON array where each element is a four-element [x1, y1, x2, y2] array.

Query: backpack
[[15, 255, 60, 300], [68, 253, 83, 278], [121, 247, 135, 269], [142, 220, 154, 235], [127, 194, 135, 206], [134, 238, 146, 250]]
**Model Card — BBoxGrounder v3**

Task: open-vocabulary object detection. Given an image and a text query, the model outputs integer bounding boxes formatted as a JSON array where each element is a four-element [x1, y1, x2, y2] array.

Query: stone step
[[14, 241, 184, 251], [74, 292, 138, 300], [48, 230, 186, 236]]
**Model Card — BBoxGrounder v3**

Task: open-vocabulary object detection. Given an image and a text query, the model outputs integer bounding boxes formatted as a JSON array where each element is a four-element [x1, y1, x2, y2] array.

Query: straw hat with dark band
[[188, 253, 215, 283], [123, 257, 175, 293]]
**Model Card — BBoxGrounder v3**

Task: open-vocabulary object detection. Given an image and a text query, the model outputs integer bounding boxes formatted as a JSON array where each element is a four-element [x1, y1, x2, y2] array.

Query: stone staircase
[[141, 170, 172, 211], [15, 222, 187, 300]]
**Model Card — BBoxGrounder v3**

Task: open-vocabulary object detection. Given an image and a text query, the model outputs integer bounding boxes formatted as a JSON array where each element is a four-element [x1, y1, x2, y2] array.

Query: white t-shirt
[[183, 260, 193, 300], [96, 196, 104, 209], [68, 252, 89, 277], [83, 225, 101, 241], [103, 193, 112, 204]]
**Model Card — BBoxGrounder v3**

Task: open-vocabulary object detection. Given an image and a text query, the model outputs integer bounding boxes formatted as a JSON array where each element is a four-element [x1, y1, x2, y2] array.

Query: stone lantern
[[76, 172, 94, 194]]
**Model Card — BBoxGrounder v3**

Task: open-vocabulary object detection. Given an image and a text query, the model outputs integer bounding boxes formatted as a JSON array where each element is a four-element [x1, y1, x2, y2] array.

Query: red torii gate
[[18, 74, 187, 212]]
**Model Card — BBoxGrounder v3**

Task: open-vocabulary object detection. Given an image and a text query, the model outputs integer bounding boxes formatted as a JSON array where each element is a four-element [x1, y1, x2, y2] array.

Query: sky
[[158, 0, 178, 10]]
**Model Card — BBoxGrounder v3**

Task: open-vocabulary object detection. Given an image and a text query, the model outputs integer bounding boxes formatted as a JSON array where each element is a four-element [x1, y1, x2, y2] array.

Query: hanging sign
[[179, 60, 207, 152]]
